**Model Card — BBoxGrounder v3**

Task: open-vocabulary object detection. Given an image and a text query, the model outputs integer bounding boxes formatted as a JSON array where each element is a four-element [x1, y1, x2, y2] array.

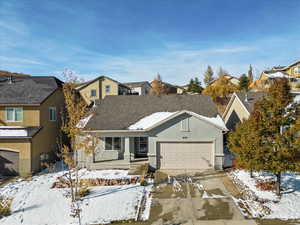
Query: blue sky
[[0, 0, 299, 84]]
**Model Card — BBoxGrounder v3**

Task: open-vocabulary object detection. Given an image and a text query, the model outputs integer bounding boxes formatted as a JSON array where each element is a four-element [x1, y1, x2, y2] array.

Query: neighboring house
[[0, 76, 64, 176], [123, 81, 151, 96], [150, 80, 183, 95], [77, 95, 228, 171], [250, 60, 300, 91], [75, 76, 131, 105], [222, 92, 266, 130], [210, 75, 240, 87]]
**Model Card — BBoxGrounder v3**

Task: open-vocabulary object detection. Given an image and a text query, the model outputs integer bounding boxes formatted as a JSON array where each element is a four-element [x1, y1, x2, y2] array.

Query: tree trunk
[[250, 169, 253, 178], [276, 172, 281, 196]]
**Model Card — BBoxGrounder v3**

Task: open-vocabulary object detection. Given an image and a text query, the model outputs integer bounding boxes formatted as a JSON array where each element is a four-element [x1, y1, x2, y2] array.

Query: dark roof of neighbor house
[[235, 92, 266, 112], [123, 81, 151, 88], [76, 76, 130, 91], [0, 76, 63, 105], [85, 94, 219, 130]]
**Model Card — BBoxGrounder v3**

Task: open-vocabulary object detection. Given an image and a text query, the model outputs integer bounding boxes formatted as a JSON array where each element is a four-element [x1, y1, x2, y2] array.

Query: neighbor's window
[[90, 89, 97, 97], [6, 107, 23, 122], [49, 107, 57, 121], [105, 137, 121, 150], [181, 118, 190, 131], [294, 66, 300, 74], [105, 85, 111, 94]]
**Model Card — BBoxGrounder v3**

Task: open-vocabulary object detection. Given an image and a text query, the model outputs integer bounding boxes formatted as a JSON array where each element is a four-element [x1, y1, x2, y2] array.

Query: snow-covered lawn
[[230, 169, 300, 219], [0, 169, 152, 225]]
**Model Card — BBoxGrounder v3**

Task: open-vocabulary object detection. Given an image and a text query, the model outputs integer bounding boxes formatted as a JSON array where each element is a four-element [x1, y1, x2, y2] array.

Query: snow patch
[[266, 72, 290, 79], [202, 191, 227, 199], [0, 127, 27, 136], [76, 114, 93, 128], [128, 112, 177, 130]]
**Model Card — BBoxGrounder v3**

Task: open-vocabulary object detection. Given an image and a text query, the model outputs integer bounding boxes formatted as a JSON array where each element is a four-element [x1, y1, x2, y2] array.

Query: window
[[181, 118, 190, 131], [105, 85, 111, 94], [6, 107, 23, 122], [134, 137, 148, 156], [90, 89, 97, 97], [105, 137, 121, 150], [294, 66, 300, 74], [49, 107, 57, 121]]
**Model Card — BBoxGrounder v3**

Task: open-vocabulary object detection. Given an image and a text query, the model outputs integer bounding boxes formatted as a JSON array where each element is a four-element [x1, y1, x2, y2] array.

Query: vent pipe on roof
[[245, 93, 248, 103], [8, 76, 13, 84]]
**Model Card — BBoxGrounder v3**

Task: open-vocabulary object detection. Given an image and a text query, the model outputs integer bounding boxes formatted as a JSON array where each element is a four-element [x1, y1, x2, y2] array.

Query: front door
[[134, 137, 148, 158]]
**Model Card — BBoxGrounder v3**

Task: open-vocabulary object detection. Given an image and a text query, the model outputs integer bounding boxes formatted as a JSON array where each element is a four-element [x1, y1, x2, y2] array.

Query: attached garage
[[159, 142, 213, 170], [0, 150, 19, 176]]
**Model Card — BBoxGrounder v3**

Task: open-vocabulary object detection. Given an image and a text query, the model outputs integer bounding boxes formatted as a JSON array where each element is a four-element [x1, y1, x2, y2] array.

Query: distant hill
[[0, 70, 31, 77]]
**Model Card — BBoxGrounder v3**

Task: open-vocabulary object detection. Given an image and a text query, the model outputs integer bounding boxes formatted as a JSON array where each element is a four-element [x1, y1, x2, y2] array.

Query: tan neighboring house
[[210, 75, 240, 87], [222, 92, 266, 130], [0, 76, 64, 176], [250, 60, 300, 91], [150, 80, 184, 95], [75, 76, 131, 105]]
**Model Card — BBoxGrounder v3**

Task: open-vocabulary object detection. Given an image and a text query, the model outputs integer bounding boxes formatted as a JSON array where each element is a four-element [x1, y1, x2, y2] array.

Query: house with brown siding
[[0, 76, 64, 176], [75, 76, 131, 105]]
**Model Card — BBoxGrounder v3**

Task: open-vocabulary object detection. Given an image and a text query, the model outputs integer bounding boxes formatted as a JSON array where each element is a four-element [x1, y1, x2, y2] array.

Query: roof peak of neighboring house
[[264, 60, 300, 73], [0, 76, 63, 105], [76, 75, 130, 91], [222, 91, 267, 119], [123, 81, 151, 87], [85, 94, 219, 131]]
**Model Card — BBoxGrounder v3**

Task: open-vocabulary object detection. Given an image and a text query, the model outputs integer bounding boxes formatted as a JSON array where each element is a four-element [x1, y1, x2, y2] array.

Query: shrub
[[255, 179, 276, 191], [76, 186, 90, 198], [0, 196, 12, 218]]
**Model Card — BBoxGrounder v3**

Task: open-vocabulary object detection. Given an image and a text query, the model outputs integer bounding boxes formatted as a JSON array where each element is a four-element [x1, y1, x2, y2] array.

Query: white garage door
[[159, 142, 213, 170]]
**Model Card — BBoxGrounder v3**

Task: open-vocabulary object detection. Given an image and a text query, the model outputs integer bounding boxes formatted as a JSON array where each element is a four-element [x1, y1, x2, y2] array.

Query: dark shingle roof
[[123, 81, 151, 88], [0, 126, 42, 139], [86, 95, 219, 130], [235, 92, 266, 112], [0, 76, 63, 105]]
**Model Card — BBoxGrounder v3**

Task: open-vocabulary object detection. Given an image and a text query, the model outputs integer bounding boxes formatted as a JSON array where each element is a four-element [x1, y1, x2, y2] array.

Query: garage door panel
[[159, 142, 213, 170], [0, 150, 19, 176]]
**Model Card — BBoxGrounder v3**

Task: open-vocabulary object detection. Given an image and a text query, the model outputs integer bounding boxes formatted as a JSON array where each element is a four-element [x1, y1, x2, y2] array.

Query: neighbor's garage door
[[159, 142, 213, 170], [0, 150, 19, 176]]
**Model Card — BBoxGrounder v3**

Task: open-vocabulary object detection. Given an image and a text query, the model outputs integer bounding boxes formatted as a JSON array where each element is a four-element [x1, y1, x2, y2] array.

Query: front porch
[[87, 158, 149, 170]]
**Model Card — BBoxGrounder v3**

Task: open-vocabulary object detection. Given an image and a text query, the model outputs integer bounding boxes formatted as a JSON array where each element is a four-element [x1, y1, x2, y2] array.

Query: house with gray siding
[[77, 95, 228, 171]]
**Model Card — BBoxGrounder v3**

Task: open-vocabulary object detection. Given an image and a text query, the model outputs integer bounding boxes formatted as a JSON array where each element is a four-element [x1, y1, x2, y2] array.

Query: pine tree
[[203, 65, 214, 86], [239, 74, 250, 91], [188, 78, 203, 93], [230, 78, 300, 196], [187, 78, 194, 92], [248, 64, 254, 83]]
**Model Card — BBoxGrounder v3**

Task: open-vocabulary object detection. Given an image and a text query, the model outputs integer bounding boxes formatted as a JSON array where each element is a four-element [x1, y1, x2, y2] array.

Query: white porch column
[[124, 137, 131, 162]]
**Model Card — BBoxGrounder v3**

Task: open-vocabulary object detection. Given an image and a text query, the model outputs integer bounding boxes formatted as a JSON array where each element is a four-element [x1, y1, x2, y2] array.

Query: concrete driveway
[[147, 170, 257, 225]]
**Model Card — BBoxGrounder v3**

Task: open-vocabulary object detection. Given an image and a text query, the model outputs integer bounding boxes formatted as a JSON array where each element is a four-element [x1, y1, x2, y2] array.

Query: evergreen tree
[[203, 65, 214, 86], [248, 64, 254, 83], [229, 78, 300, 196], [217, 67, 228, 77], [239, 74, 250, 91], [188, 78, 203, 93]]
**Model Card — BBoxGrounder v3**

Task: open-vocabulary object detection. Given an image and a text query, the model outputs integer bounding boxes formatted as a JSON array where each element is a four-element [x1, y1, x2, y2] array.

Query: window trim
[[294, 66, 300, 74], [5, 107, 23, 122], [134, 137, 148, 153], [49, 107, 57, 122], [90, 89, 97, 97], [105, 85, 111, 94], [105, 137, 121, 151]]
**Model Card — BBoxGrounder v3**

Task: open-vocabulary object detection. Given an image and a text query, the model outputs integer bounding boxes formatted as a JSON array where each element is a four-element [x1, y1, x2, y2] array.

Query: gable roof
[[264, 60, 300, 74], [223, 92, 266, 119], [85, 95, 219, 130], [76, 76, 130, 91], [123, 81, 151, 88], [0, 76, 63, 105]]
